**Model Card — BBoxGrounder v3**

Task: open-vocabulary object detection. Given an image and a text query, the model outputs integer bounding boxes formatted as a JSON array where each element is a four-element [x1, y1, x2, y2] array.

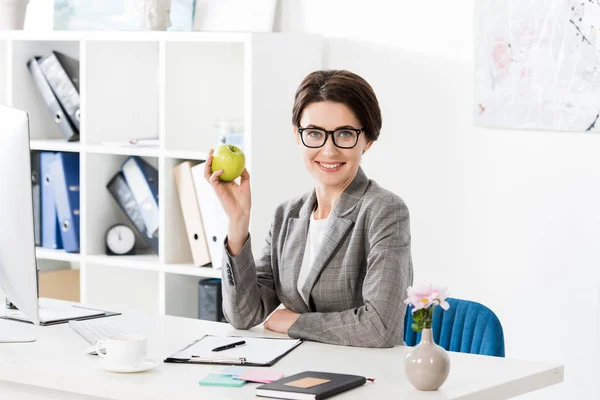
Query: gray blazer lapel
[[300, 167, 370, 309], [281, 192, 316, 312]]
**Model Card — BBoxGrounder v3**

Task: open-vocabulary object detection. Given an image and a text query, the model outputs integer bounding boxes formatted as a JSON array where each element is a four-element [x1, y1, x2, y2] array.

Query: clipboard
[[164, 334, 303, 367]]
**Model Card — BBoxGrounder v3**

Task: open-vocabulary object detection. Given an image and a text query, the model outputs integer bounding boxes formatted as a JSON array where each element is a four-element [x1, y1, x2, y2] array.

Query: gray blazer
[[221, 167, 413, 348]]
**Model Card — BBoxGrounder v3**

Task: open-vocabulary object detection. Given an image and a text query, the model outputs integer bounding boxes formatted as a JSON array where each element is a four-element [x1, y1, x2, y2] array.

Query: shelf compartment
[[10, 40, 80, 142], [85, 40, 159, 145], [39, 266, 80, 302], [85, 153, 159, 256], [165, 41, 245, 153]]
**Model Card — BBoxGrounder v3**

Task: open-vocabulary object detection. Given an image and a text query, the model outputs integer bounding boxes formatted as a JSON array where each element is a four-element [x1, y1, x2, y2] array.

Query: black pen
[[211, 340, 246, 352]]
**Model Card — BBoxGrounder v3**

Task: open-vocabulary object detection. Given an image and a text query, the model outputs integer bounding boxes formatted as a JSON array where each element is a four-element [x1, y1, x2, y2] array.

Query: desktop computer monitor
[[0, 105, 40, 342]]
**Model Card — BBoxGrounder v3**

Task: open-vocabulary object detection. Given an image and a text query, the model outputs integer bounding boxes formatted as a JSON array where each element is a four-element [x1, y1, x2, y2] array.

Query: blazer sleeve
[[221, 224, 281, 330], [287, 202, 413, 348]]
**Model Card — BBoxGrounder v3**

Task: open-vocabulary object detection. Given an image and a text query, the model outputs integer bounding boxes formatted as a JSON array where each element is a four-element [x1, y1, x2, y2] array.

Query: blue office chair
[[404, 298, 505, 357]]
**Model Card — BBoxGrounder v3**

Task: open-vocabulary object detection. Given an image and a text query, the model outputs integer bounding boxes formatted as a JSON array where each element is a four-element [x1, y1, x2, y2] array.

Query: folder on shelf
[[27, 57, 79, 142], [173, 161, 211, 267], [121, 157, 159, 242], [49, 153, 80, 253], [38, 51, 81, 133], [107, 171, 158, 253], [165, 335, 303, 367], [31, 151, 42, 247], [190, 162, 228, 269], [40, 152, 63, 250]]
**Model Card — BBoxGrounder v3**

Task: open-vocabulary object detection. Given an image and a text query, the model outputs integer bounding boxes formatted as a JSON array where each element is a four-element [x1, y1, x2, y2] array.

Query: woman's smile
[[315, 160, 346, 172]]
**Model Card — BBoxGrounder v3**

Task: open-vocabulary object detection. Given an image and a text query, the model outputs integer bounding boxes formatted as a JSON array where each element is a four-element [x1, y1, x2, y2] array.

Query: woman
[[204, 70, 413, 348]]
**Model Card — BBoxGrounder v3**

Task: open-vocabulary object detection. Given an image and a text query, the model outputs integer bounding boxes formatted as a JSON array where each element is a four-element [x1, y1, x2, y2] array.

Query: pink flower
[[404, 284, 450, 313], [430, 286, 450, 310]]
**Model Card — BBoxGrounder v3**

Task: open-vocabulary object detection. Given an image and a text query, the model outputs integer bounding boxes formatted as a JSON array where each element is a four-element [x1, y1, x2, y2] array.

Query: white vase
[[138, 0, 171, 31], [404, 328, 451, 391], [0, 0, 29, 30]]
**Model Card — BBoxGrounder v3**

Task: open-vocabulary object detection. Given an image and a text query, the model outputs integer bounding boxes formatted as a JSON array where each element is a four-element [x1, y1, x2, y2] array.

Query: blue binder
[[121, 157, 159, 240], [31, 151, 42, 246], [49, 153, 80, 253], [40, 152, 63, 250]]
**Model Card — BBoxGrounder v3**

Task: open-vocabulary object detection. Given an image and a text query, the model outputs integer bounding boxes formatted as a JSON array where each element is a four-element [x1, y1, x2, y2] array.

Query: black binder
[[38, 51, 81, 133], [27, 56, 79, 142], [31, 151, 42, 247], [107, 171, 158, 253]]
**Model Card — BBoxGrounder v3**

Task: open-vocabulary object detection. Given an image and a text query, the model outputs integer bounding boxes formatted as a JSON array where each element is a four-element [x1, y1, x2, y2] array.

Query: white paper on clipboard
[[169, 335, 302, 365]]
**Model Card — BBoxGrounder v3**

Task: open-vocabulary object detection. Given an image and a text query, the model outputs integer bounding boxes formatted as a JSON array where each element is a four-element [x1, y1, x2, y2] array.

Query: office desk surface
[[0, 312, 563, 400]]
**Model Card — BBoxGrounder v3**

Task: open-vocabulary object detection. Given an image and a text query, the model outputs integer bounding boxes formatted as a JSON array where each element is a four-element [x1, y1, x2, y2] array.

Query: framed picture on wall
[[474, 0, 600, 132]]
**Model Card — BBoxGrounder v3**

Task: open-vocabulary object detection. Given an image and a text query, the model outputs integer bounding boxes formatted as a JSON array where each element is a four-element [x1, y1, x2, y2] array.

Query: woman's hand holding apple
[[204, 148, 251, 256]]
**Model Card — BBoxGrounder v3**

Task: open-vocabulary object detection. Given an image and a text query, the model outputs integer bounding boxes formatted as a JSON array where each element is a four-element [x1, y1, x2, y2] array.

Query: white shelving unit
[[1, 31, 322, 319]]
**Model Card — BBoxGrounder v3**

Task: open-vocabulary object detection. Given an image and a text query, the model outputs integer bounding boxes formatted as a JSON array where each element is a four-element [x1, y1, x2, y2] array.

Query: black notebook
[[255, 371, 366, 400]]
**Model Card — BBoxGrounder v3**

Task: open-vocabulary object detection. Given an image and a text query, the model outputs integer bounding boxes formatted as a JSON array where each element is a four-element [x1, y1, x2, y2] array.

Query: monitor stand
[[0, 318, 38, 343]]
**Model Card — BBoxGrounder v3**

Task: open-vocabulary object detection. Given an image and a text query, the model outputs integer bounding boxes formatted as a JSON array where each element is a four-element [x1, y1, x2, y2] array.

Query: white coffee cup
[[95, 334, 147, 367]]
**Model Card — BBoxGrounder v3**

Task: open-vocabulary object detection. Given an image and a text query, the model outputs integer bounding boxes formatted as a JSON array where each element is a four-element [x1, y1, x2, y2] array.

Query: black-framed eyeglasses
[[297, 126, 364, 149]]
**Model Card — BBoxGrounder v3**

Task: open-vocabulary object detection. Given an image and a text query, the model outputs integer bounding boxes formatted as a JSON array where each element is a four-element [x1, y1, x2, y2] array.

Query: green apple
[[211, 144, 246, 182]]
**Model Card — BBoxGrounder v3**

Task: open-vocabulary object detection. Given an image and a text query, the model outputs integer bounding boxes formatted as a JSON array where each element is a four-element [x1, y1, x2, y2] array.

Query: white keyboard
[[68, 319, 125, 345]]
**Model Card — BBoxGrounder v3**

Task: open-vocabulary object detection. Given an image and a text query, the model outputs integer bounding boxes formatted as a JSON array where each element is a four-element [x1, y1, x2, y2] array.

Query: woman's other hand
[[264, 309, 301, 334]]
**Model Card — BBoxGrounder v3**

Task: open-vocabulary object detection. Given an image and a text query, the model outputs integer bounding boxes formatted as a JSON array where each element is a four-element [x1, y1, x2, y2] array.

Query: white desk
[[0, 310, 563, 400]]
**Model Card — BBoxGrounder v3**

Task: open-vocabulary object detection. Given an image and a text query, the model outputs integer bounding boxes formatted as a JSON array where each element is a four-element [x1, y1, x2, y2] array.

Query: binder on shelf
[[173, 161, 211, 267], [38, 51, 81, 133], [49, 153, 80, 253], [27, 57, 79, 142], [107, 171, 158, 253], [31, 151, 42, 247], [121, 157, 159, 242], [190, 162, 228, 269], [40, 152, 63, 250], [53, 51, 80, 92]]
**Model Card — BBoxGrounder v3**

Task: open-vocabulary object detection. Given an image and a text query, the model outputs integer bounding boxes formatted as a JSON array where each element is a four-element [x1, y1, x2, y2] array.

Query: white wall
[[275, 1, 599, 399], [0, 40, 6, 105]]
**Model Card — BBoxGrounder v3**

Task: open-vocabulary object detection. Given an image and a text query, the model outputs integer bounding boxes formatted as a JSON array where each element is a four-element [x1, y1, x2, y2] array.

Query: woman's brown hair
[[292, 70, 382, 142]]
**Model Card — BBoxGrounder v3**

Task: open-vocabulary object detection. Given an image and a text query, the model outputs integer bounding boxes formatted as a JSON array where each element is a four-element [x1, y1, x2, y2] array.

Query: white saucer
[[100, 359, 159, 373]]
